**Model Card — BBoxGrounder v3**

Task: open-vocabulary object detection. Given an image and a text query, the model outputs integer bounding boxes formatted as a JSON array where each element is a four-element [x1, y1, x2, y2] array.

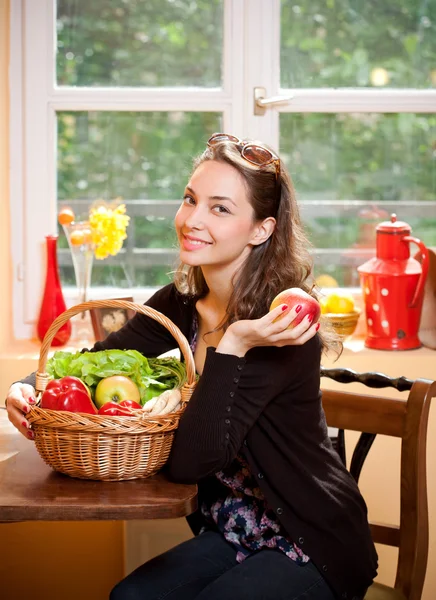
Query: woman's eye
[[213, 204, 230, 214], [183, 194, 195, 205]]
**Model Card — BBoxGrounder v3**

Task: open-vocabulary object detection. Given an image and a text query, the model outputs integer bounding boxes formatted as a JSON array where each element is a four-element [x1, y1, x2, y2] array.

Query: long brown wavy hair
[[174, 138, 340, 354]]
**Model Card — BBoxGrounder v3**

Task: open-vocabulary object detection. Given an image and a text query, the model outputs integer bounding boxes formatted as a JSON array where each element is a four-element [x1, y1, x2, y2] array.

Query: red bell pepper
[[118, 400, 142, 410], [98, 401, 135, 416], [40, 376, 97, 415]]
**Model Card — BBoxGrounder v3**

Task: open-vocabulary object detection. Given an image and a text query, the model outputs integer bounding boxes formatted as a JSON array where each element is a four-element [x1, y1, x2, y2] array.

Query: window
[[10, 0, 436, 339]]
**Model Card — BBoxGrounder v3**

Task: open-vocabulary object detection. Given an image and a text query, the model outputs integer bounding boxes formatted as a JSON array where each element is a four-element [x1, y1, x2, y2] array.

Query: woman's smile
[[181, 233, 212, 252]]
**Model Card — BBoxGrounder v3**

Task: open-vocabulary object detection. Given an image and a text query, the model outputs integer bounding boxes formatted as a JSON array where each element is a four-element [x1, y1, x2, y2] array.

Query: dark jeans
[[110, 530, 337, 600]]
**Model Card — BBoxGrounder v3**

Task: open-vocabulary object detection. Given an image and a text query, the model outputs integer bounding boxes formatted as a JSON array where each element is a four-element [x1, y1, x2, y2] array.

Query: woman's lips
[[181, 235, 211, 251]]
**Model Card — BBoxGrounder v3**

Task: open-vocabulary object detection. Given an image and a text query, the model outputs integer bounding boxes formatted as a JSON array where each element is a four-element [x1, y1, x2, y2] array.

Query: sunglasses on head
[[207, 133, 281, 180]]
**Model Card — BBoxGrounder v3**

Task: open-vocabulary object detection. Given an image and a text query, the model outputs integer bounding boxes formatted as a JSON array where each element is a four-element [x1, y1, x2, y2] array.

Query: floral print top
[[189, 312, 310, 565]]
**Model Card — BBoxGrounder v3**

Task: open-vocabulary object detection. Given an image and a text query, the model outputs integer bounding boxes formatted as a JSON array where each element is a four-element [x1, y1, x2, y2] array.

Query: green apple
[[94, 375, 141, 409]]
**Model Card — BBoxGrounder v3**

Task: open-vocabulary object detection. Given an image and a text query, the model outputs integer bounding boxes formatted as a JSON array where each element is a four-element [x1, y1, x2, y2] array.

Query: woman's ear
[[250, 217, 276, 246]]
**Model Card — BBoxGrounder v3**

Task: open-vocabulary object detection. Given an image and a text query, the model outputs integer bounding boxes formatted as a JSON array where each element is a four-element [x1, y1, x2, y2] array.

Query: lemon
[[325, 292, 355, 314], [319, 297, 329, 315], [315, 274, 339, 288]]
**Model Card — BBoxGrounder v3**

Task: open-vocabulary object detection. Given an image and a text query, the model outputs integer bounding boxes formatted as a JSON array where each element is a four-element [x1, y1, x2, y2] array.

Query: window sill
[[0, 338, 89, 361], [322, 336, 435, 383], [338, 337, 435, 357]]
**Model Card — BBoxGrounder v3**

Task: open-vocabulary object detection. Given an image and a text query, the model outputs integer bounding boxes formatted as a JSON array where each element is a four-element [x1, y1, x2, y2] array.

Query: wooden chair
[[321, 367, 436, 600]]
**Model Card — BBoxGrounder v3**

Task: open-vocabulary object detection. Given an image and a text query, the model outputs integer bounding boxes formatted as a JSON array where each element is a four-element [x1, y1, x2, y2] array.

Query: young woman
[[6, 134, 377, 600]]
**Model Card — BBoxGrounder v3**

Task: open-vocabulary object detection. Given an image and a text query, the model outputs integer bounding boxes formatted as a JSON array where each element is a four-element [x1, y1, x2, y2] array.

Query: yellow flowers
[[58, 201, 130, 260], [89, 203, 130, 260]]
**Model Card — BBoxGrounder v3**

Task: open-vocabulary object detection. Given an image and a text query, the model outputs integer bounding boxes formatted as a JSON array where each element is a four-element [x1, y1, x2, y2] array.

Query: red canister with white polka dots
[[357, 214, 429, 350]]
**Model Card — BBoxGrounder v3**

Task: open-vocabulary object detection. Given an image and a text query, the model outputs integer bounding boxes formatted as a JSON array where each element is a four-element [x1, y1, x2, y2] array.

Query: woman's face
[[175, 160, 262, 273]]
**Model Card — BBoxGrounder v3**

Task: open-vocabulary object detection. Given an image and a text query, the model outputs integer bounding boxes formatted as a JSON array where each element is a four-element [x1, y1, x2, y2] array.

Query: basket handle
[[36, 300, 196, 394]]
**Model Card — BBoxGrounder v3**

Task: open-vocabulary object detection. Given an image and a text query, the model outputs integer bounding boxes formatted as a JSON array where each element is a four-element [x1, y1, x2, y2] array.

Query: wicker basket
[[27, 300, 197, 481], [322, 309, 361, 340]]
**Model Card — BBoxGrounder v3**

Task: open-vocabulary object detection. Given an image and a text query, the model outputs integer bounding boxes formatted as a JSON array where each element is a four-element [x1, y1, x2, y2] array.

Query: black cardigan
[[23, 283, 378, 599]]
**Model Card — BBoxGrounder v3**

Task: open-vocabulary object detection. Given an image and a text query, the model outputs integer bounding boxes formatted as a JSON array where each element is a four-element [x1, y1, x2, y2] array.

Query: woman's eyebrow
[[185, 185, 236, 207], [209, 195, 237, 207]]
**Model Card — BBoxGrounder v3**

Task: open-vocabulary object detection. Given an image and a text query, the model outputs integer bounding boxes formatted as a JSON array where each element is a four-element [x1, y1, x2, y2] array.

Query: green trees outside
[[280, 0, 436, 88], [57, 0, 223, 87]]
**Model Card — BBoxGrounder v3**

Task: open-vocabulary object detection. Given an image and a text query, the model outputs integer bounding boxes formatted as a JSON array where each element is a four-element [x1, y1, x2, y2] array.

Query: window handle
[[254, 87, 294, 116]]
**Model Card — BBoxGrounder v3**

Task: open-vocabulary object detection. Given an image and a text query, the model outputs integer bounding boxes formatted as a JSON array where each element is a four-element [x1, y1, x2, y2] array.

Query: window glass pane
[[280, 113, 436, 286], [280, 0, 436, 88], [56, 0, 223, 87], [57, 111, 222, 287]]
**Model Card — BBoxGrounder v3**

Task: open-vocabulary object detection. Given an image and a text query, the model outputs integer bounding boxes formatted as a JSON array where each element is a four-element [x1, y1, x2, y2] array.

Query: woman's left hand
[[216, 303, 319, 357]]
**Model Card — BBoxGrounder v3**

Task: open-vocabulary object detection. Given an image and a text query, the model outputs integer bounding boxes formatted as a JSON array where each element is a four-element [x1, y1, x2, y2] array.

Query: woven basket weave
[[27, 300, 197, 481]]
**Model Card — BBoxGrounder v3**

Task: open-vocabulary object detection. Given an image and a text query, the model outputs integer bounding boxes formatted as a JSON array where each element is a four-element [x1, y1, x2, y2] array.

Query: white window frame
[[244, 0, 436, 137], [9, 0, 436, 340]]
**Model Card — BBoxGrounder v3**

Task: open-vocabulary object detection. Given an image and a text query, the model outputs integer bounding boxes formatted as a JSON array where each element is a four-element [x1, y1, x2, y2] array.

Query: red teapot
[[357, 214, 429, 350]]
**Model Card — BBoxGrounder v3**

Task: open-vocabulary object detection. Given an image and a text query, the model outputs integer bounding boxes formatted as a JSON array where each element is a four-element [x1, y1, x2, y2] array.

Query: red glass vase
[[36, 235, 72, 346]]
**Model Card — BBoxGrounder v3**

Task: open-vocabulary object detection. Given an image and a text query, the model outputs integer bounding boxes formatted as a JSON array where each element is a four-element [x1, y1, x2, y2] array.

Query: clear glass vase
[[62, 221, 95, 346]]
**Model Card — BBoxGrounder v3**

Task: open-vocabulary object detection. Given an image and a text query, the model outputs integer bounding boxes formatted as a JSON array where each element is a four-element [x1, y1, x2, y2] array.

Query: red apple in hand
[[269, 288, 320, 328], [94, 375, 141, 409]]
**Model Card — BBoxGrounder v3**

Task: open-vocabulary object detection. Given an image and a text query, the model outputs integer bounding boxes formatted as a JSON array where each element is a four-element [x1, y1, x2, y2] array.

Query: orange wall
[[0, 0, 12, 351], [0, 4, 125, 599]]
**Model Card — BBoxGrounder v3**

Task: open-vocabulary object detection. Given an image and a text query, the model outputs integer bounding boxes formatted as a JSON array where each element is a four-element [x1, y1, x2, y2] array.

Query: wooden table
[[0, 411, 198, 522]]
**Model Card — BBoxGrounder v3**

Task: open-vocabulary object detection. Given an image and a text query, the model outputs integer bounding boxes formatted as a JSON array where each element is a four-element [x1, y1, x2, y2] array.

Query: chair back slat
[[370, 523, 400, 547], [322, 390, 406, 437]]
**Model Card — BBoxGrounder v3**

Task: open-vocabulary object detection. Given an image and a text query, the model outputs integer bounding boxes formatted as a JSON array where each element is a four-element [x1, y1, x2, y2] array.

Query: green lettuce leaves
[[46, 349, 187, 405]]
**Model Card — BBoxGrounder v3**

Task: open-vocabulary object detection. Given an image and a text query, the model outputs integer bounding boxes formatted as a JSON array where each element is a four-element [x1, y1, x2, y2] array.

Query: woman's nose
[[185, 205, 205, 229]]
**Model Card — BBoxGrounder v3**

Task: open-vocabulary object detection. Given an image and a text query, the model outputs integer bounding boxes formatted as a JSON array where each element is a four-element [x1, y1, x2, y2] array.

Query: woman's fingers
[[6, 383, 36, 439], [264, 303, 302, 331], [20, 383, 37, 402], [266, 303, 316, 334], [272, 315, 320, 345], [7, 405, 33, 439], [288, 320, 320, 345], [229, 305, 320, 352], [7, 383, 35, 412]]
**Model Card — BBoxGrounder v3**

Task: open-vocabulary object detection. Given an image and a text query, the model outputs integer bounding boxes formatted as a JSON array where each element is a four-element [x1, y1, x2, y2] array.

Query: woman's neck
[[199, 249, 250, 313], [200, 268, 232, 314], [203, 273, 233, 313]]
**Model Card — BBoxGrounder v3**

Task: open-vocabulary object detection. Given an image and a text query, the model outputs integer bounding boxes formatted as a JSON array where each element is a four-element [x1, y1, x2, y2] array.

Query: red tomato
[[40, 376, 97, 415], [98, 401, 134, 416], [118, 400, 142, 410]]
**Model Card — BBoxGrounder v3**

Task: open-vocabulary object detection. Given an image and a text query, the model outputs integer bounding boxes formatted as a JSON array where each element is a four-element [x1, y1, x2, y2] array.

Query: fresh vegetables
[[98, 399, 143, 416], [141, 389, 182, 416], [119, 400, 142, 410], [40, 376, 98, 414], [46, 349, 187, 406]]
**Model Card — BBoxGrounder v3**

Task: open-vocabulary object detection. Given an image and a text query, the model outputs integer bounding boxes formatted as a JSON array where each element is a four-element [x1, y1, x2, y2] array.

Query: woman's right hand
[[5, 383, 36, 439], [216, 303, 319, 357]]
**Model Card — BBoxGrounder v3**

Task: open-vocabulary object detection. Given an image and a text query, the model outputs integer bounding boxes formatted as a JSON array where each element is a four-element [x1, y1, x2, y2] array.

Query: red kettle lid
[[376, 213, 411, 234]]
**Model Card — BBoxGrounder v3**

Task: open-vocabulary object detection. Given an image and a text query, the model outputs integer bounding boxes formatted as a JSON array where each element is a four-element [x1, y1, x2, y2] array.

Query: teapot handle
[[402, 236, 429, 308]]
